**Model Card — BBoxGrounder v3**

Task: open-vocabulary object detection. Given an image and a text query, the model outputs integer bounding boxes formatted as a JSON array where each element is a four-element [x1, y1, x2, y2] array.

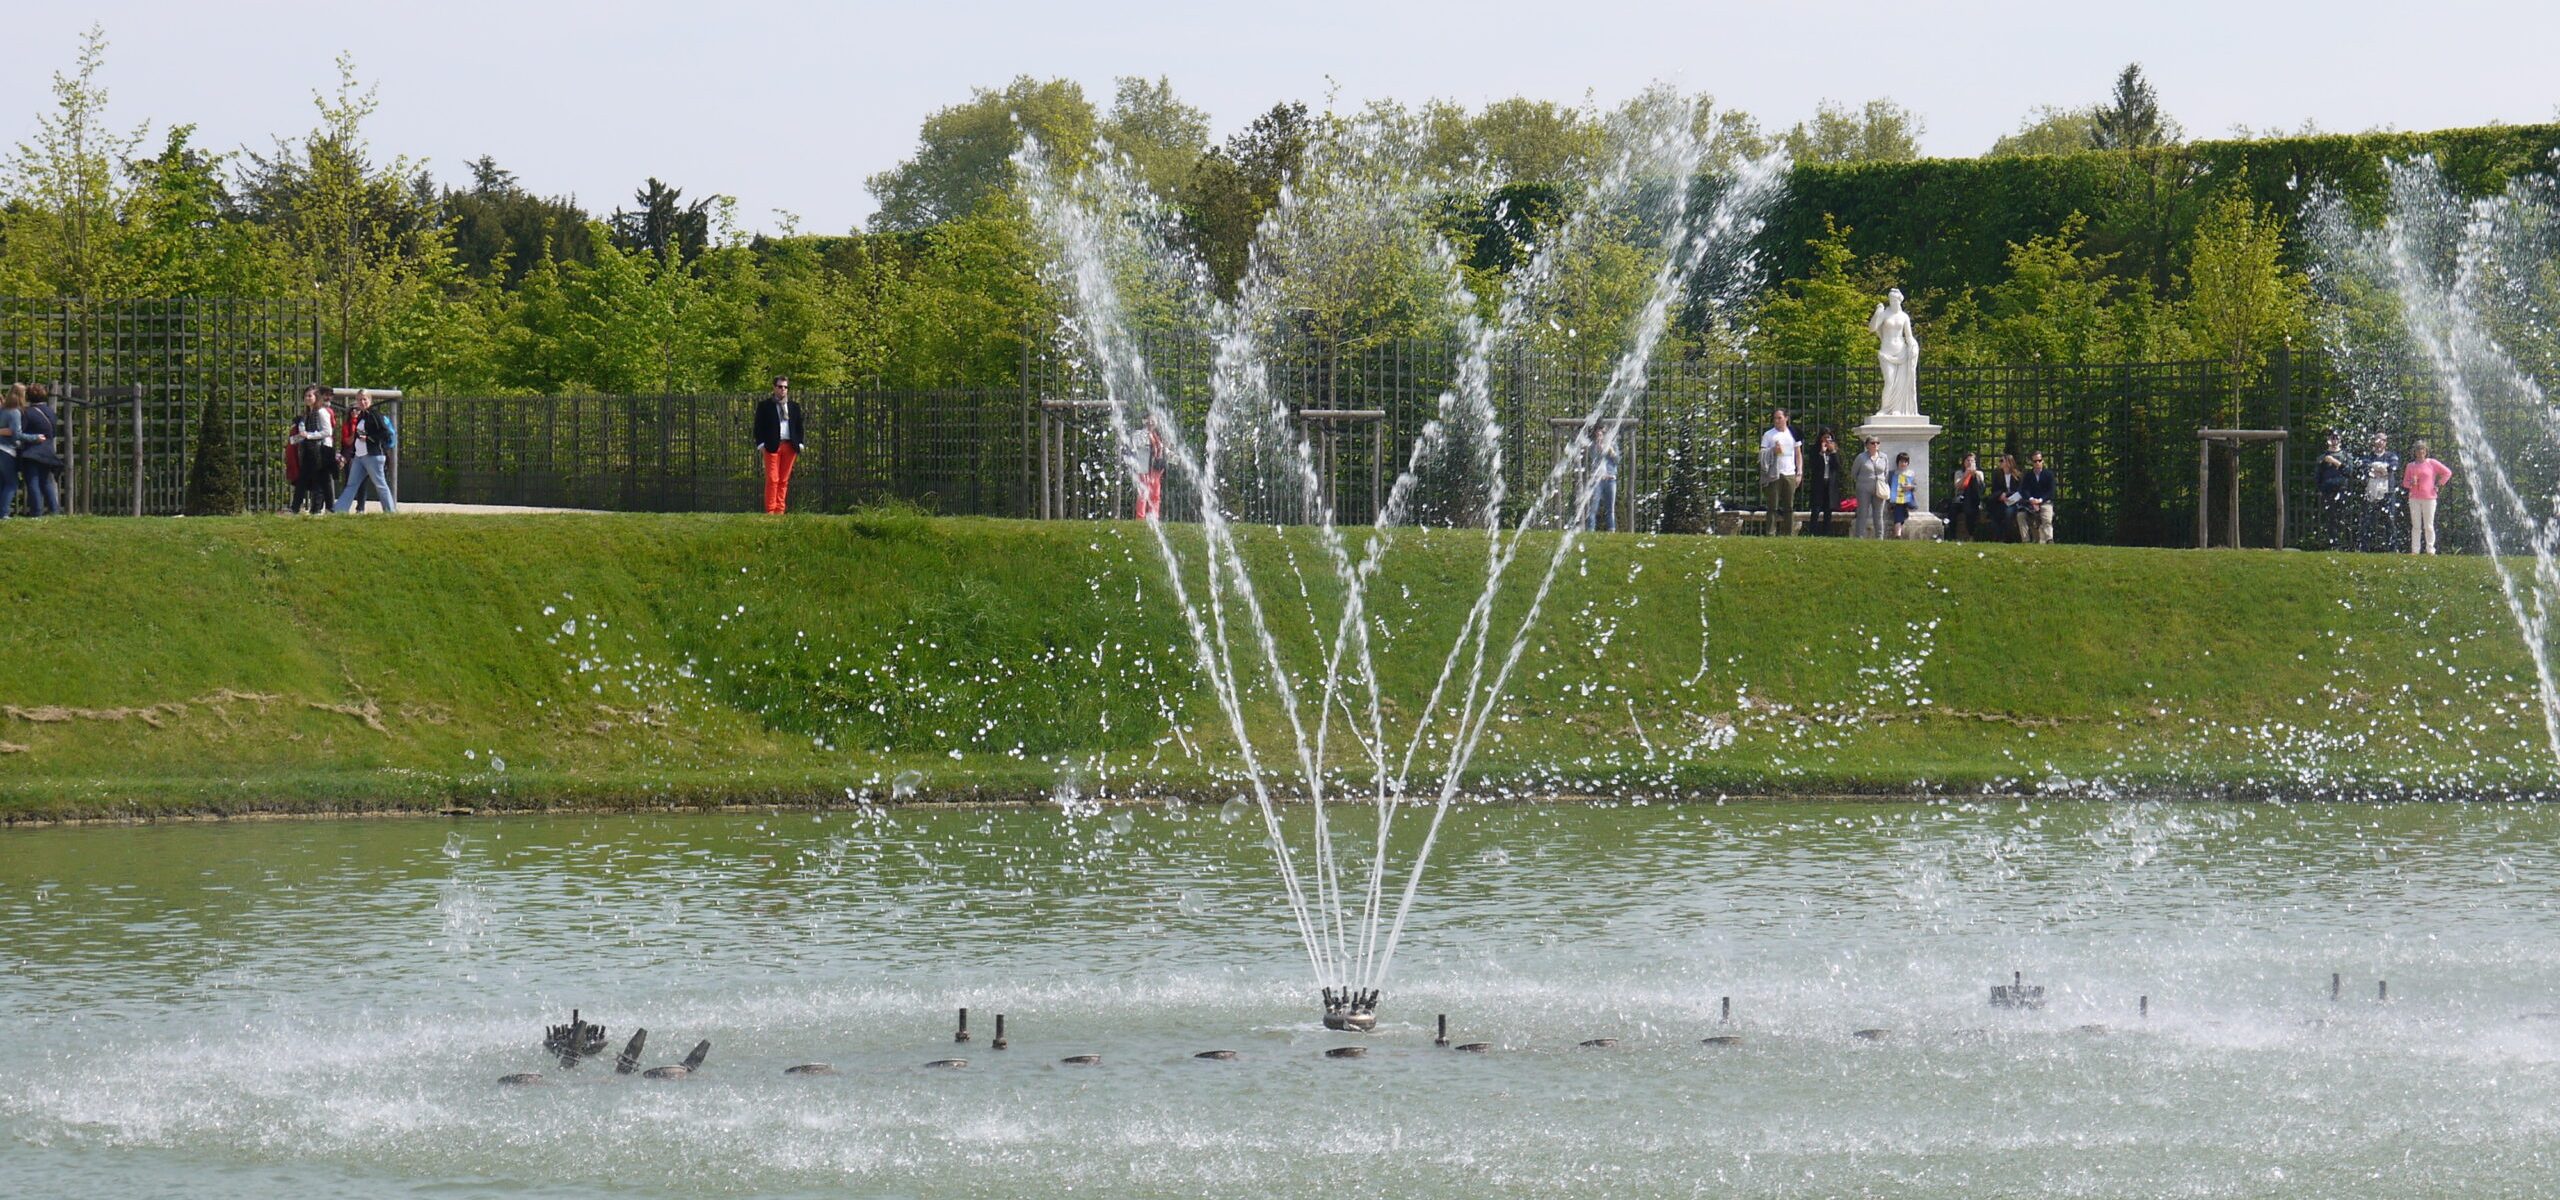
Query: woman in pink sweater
[[2403, 441, 2452, 555]]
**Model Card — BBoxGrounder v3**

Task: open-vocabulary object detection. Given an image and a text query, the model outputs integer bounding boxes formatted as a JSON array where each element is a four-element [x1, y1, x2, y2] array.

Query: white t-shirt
[[1760, 427, 1800, 481]]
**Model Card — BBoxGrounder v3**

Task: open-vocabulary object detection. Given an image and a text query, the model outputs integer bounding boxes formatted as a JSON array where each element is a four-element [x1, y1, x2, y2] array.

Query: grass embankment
[[0, 511, 2542, 821]]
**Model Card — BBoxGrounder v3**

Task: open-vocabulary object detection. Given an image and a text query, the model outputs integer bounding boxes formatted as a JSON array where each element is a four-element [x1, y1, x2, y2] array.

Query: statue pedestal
[[1855, 413, 1944, 540]]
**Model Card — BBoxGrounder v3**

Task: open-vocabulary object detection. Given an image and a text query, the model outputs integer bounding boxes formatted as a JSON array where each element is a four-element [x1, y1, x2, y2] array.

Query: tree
[[2182, 187, 2309, 420], [1467, 97, 1607, 181], [1097, 76, 1210, 196], [1987, 106, 2100, 158], [239, 54, 457, 385], [181, 395, 243, 516], [1748, 216, 1906, 365], [118, 125, 297, 296], [1180, 101, 1311, 293], [1938, 215, 2133, 364], [609, 178, 712, 261], [444, 156, 595, 285], [2090, 64, 2179, 151], [1781, 99, 1925, 164], [867, 77, 1096, 231], [3, 24, 149, 295]]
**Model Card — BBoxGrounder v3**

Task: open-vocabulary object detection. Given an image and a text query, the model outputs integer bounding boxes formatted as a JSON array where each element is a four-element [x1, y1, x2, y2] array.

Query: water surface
[[4, 801, 2556, 1197]]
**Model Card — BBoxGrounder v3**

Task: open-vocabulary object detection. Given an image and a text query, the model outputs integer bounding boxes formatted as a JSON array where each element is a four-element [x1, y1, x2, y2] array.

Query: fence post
[[1020, 330, 1035, 518], [130, 384, 145, 518]]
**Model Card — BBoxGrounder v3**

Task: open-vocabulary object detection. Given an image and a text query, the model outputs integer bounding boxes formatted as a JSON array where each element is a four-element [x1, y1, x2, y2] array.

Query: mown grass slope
[[0, 511, 2541, 820]]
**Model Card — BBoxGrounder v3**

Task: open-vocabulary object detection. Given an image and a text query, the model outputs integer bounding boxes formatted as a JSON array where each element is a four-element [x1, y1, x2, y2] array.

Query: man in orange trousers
[[753, 376, 806, 514]]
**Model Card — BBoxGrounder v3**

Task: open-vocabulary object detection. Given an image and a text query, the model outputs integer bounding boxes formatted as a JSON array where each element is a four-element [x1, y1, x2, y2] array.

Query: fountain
[[2306, 159, 2560, 764], [1019, 97, 1785, 1029]]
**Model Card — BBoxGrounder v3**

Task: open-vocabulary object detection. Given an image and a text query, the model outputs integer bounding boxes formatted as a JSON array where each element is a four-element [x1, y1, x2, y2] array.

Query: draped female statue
[[1868, 288, 1920, 417]]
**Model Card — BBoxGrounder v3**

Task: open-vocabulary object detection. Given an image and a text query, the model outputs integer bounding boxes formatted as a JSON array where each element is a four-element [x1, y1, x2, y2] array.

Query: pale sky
[[6, 0, 2556, 235]]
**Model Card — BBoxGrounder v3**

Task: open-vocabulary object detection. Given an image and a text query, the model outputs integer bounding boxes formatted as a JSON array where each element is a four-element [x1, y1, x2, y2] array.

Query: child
[[1887, 451, 1916, 539]]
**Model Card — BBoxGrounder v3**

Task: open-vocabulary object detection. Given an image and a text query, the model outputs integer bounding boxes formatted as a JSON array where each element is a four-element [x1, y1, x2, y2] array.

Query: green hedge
[[1761, 124, 2560, 293]]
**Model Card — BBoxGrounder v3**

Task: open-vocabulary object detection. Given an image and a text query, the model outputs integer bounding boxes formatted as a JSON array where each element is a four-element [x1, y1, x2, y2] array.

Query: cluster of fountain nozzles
[[1321, 988, 1380, 1032], [498, 1010, 710, 1086]]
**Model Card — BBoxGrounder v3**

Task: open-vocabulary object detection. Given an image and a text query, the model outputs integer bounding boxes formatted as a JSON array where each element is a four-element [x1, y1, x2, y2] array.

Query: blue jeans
[[0, 455, 16, 518], [15, 458, 57, 516], [1589, 477, 1617, 531], [334, 455, 397, 513]]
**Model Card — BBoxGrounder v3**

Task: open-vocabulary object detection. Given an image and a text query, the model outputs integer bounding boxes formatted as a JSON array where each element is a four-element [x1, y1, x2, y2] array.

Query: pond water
[[4, 801, 2557, 1197]]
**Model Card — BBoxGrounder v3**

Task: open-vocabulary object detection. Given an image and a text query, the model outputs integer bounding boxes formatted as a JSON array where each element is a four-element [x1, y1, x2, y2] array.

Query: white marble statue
[[1868, 288, 1920, 417]]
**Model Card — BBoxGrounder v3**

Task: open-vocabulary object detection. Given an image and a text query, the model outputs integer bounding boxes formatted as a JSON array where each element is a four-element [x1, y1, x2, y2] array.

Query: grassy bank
[[0, 510, 2544, 821]]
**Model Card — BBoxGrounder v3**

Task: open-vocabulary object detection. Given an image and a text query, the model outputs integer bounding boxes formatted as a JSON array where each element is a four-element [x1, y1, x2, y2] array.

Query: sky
[[5, 0, 2556, 235]]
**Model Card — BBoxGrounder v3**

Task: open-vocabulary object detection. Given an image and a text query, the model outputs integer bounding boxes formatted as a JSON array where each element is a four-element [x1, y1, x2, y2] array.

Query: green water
[[4, 800, 2557, 1197]]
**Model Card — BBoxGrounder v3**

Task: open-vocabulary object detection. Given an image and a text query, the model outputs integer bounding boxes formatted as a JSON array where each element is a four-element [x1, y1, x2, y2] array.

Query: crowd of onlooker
[[2315, 431, 2453, 555], [0, 383, 64, 518], [1748, 409, 2057, 542], [284, 386, 400, 514]]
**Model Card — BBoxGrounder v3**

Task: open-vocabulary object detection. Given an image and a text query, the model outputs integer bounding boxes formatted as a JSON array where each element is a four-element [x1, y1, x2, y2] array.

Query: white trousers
[[2410, 496, 2438, 554]]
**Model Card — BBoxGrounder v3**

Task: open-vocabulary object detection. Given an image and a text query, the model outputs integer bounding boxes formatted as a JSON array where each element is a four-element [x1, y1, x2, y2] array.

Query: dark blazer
[[1805, 447, 1840, 488], [754, 397, 807, 451], [2021, 467, 2056, 504], [1990, 469, 2026, 509]]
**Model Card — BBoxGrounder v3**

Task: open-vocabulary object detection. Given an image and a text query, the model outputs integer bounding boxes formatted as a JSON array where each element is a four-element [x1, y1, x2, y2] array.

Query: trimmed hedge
[[1761, 123, 2560, 294]]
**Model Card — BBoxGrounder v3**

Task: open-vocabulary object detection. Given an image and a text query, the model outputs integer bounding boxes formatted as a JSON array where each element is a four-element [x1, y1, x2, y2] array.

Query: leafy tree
[[2090, 64, 2180, 151], [1467, 97, 1607, 181], [609, 178, 712, 261], [867, 77, 1095, 231], [2181, 186, 2309, 420], [118, 126, 297, 296], [1748, 215, 1906, 364], [181, 395, 243, 515], [239, 54, 457, 385], [1097, 76, 1210, 196], [1180, 101, 1311, 293], [1935, 215, 2133, 364], [444, 156, 594, 285], [866, 202, 1049, 388], [1988, 106, 2100, 158], [1782, 99, 1925, 164], [2, 24, 148, 295]]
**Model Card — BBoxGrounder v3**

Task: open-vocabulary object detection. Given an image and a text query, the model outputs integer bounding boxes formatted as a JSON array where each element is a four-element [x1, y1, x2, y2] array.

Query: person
[[2359, 432, 2402, 553], [1849, 436, 1889, 539], [1990, 453, 2026, 544], [2017, 451, 2057, 543], [1948, 451, 1986, 541], [2314, 432, 2352, 549], [1887, 451, 1917, 539], [1758, 408, 1801, 536], [0, 387, 21, 518], [14, 384, 59, 517], [753, 375, 806, 515], [1803, 429, 1842, 535], [1134, 413, 1168, 522], [2403, 440, 2452, 555], [332, 391, 397, 513], [1587, 423, 1620, 532], [288, 385, 337, 516]]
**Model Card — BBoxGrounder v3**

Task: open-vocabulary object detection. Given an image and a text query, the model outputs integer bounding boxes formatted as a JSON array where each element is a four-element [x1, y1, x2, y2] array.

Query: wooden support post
[[2201, 440, 2222, 547], [2226, 446, 2242, 549], [2275, 440, 2288, 548]]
